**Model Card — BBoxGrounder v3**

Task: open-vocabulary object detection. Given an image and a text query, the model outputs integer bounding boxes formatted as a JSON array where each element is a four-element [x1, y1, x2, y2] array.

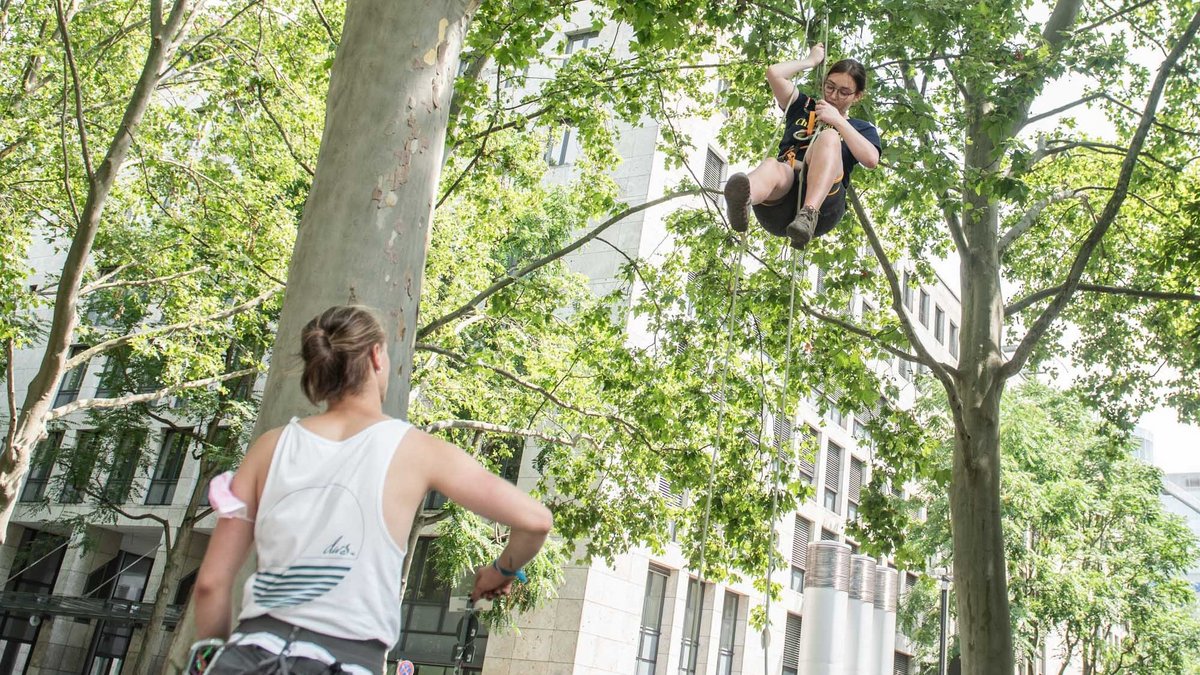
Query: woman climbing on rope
[[188, 305, 552, 674], [724, 44, 882, 249]]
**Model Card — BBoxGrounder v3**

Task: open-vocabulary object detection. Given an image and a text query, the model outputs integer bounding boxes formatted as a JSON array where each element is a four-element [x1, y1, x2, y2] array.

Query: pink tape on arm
[[209, 471, 253, 522]]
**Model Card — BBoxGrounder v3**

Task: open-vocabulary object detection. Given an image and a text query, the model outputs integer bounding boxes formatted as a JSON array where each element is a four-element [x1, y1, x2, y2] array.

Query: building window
[[678, 578, 704, 675], [782, 614, 802, 675], [703, 148, 728, 191], [821, 528, 839, 541], [919, 291, 930, 327], [797, 426, 817, 484], [716, 592, 740, 675], [53, 345, 90, 407], [894, 652, 911, 675], [565, 29, 600, 54], [146, 429, 192, 506], [848, 457, 865, 522], [791, 516, 810, 592], [104, 429, 145, 504], [399, 538, 490, 670], [60, 430, 99, 504], [934, 306, 946, 344], [0, 528, 68, 672], [852, 419, 869, 443], [824, 442, 842, 514], [20, 431, 64, 502], [902, 272, 914, 311], [636, 566, 670, 675], [827, 400, 847, 429], [949, 322, 959, 358], [898, 358, 913, 382], [85, 550, 155, 673], [546, 126, 579, 166]]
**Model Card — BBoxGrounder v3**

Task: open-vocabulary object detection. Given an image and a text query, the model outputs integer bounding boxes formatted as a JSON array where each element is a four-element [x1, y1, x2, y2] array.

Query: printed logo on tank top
[[252, 484, 364, 609]]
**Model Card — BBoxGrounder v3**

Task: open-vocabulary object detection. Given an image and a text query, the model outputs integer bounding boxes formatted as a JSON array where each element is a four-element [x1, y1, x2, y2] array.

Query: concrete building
[[0, 9, 958, 675]]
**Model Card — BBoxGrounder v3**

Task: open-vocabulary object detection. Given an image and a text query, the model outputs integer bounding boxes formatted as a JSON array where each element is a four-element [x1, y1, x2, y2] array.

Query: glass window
[[103, 430, 145, 504], [935, 306, 946, 344], [565, 30, 600, 54], [54, 345, 90, 407], [919, 291, 930, 327], [824, 442, 842, 514], [60, 431, 99, 504], [716, 592, 740, 675], [636, 566, 670, 675], [902, 272, 914, 310], [146, 429, 191, 506], [678, 578, 704, 675], [20, 431, 64, 502], [949, 322, 959, 358]]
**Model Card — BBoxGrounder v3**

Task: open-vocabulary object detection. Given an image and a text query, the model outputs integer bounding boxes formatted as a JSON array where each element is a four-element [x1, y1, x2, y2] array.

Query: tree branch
[[415, 342, 646, 438], [79, 266, 209, 296], [1021, 93, 1103, 129], [46, 367, 260, 421], [1072, 0, 1156, 36], [417, 188, 712, 340], [998, 189, 1082, 253], [1002, 7, 1200, 379], [54, 0, 93, 184], [254, 83, 314, 177], [309, 0, 336, 43], [63, 286, 280, 371], [850, 188, 969, 437], [5, 339, 15, 452], [1006, 283, 1200, 316], [420, 419, 580, 448], [87, 489, 174, 550]]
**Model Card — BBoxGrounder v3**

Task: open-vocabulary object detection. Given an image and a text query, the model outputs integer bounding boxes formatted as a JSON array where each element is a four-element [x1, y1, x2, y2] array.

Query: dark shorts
[[752, 157, 846, 239]]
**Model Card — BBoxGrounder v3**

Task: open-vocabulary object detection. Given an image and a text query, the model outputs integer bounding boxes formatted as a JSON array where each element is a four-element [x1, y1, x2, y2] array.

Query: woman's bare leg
[[724, 158, 794, 232], [802, 130, 843, 210]]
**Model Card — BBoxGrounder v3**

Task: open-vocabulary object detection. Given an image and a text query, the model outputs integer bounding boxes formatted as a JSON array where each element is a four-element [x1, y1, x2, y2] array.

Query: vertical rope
[[762, 245, 805, 671], [696, 232, 749, 584]]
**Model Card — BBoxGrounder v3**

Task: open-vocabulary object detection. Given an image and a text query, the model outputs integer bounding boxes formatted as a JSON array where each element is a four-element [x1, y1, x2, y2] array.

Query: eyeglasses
[[823, 81, 857, 99]]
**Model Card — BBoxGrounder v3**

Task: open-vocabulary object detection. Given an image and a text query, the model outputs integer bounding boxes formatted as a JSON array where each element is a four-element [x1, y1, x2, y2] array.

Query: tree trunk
[[165, 0, 478, 663], [949, 94, 1014, 675], [0, 0, 196, 542], [128, 398, 240, 675]]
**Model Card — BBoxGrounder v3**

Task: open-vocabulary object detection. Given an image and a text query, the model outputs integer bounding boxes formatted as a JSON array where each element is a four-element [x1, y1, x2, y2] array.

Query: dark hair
[[827, 58, 868, 93], [300, 305, 386, 405]]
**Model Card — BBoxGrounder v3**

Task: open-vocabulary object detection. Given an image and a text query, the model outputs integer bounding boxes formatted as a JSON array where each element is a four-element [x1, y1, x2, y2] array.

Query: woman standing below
[[190, 305, 552, 674], [724, 44, 882, 249]]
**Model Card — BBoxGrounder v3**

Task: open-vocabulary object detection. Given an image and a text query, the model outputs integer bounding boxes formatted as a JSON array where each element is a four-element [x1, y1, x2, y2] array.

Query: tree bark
[[949, 92, 1014, 675], [164, 0, 479, 663], [0, 0, 197, 542]]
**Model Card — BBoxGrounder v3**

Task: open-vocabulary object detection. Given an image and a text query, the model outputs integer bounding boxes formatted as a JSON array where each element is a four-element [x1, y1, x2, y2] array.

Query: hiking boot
[[723, 172, 751, 233], [787, 205, 819, 249]]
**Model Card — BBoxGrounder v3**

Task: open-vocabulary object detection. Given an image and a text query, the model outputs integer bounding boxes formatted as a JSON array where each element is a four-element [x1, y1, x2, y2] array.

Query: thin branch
[[64, 286, 280, 371], [46, 367, 260, 421], [417, 188, 712, 340], [420, 419, 580, 447], [87, 490, 174, 550], [1032, 139, 1180, 172], [415, 342, 645, 438], [1096, 92, 1200, 138], [1072, 0, 1156, 35], [254, 83, 314, 177], [1002, 7, 1200, 379], [1022, 93, 1103, 129], [79, 266, 209, 296], [5, 339, 15, 451], [54, 0, 93, 183], [309, 0, 335, 43], [998, 189, 1082, 252], [1006, 283, 1200, 316]]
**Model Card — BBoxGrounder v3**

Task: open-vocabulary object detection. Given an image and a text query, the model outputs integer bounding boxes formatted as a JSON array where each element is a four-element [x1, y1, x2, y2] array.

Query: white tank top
[[239, 417, 411, 646]]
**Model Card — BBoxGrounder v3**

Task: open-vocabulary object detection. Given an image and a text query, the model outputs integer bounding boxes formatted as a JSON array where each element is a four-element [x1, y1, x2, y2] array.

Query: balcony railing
[[0, 590, 185, 628]]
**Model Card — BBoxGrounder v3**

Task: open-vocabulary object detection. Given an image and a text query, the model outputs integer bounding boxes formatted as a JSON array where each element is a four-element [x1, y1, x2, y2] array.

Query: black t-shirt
[[778, 90, 882, 189]]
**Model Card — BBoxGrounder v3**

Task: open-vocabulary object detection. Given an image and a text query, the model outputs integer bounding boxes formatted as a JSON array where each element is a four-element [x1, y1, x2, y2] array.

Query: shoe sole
[[723, 174, 751, 233]]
